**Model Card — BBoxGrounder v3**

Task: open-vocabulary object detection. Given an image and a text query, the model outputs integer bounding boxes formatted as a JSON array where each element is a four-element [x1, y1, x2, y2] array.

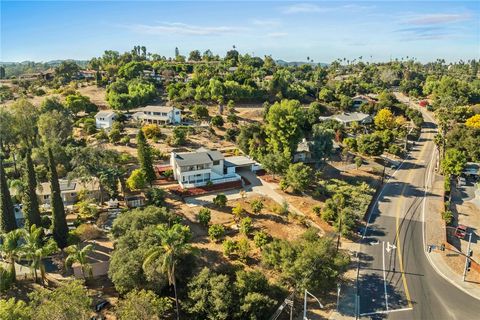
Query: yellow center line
[[395, 126, 431, 309], [395, 183, 413, 308]]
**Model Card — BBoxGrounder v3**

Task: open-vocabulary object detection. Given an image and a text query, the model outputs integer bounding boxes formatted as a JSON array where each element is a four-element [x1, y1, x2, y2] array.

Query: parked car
[[455, 225, 467, 239], [94, 300, 110, 312], [458, 177, 466, 187]]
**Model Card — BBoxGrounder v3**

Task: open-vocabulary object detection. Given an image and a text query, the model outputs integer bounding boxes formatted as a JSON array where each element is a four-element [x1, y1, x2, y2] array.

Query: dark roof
[[173, 148, 224, 166]]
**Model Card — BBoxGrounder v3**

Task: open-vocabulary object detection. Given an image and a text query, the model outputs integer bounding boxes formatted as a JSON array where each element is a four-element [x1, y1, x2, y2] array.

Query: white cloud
[[405, 13, 472, 25], [280, 3, 328, 14], [266, 32, 288, 38], [129, 22, 248, 36]]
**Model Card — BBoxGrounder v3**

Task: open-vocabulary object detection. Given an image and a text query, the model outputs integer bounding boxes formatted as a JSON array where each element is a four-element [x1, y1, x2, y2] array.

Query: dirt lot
[[167, 193, 310, 273]]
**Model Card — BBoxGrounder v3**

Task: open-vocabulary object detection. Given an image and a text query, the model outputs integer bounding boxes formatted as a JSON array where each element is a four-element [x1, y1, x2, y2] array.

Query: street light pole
[[463, 232, 473, 281]]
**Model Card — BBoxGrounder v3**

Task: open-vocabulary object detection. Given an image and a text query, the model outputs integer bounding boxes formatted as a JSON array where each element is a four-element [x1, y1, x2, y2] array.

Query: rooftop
[[224, 156, 256, 167], [95, 110, 116, 118], [173, 148, 224, 166], [132, 105, 178, 113], [319, 112, 371, 123]]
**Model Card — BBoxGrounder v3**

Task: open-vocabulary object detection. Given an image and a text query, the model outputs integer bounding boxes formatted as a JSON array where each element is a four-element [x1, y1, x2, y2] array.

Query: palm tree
[[0, 229, 24, 282], [21, 224, 58, 284], [143, 224, 191, 320], [65, 243, 94, 279]]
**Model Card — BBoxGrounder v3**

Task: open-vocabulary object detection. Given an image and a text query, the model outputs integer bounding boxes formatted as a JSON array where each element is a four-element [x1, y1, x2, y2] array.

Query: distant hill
[[276, 59, 328, 67]]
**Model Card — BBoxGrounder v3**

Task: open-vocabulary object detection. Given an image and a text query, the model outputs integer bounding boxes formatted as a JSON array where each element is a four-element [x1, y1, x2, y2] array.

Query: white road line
[[383, 241, 389, 310], [359, 307, 413, 316]]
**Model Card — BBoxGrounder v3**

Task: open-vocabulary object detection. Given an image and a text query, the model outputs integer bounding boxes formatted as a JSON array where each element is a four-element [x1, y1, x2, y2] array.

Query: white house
[[319, 112, 373, 127], [170, 148, 242, 188], [95, 110, 116, 130], [37, 178, 102, 206], [132, 106, 181, 125]]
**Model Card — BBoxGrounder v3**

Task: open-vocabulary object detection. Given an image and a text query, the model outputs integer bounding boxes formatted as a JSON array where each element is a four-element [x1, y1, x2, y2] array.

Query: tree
[[253, 231, 271, 249], [197, 208, 211, 227], [0, 229, 24, 282], [265, 99, 303, 157], [213, 193, 227, 207], [65, 94, 97, 115], [311, 124, 334, 165], [38, 110, 73, 147], [28, 280, 92, 320], [0, 156, 17, 233], [357, 133, 384, 156], [0, 298, 30, 320], [343, 137, 357, 151], [232, 204, 245, 222], [239, 292, 276, 319], [118, 61, 146, 80], [143, 224, 191, 320], [188, 50, 202, 62], [223, 238, 238, 257], [186, 267, 233, 319], [261, 151, 289, 178], [237, 238, 250, 262], [116, 289, 173, 320], [441, 148, 467, 176], [127, 169, 147, 191], [40, 96, 66, 113], [142, 124, 162, 139], [65, 244, 94, 279], [48, 148, 68, 248], [191, 105, 209, 119], [23, 150, 41, 227], [211, 115, 224, 127], [10, 98, 38, 148], [374, 108, 396, 130], [465, 114, 480, 129], [55, 60, 79, 83], [21, 224, 58, 284], [281, 163, 313, 193], [355, 156, 363, 169], [146, 187, 166, 207], [137, 130, 156, 184]]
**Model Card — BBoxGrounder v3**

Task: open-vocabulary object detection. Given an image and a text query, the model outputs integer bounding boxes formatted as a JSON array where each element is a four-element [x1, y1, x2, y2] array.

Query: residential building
[[170, 148, 242, 188], [319, 112, 373, 127], [37, 178, 102, 206], [78, 70, 97, 80], [293, 138, 340, 163], [95, 110, 116, 129], [352, 95, 377, 108], [132, 106, 181, 125]]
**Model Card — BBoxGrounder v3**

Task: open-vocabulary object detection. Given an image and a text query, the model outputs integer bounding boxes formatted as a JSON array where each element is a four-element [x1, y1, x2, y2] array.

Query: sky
[[1, 1, 479, 63]]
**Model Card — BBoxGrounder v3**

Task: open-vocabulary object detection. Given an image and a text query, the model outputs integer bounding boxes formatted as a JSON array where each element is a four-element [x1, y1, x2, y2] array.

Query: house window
[[175, 111, 180, 114], [213, 160, 220, 165], [71, 193, 76, 196], [43, 195, 49, 199]]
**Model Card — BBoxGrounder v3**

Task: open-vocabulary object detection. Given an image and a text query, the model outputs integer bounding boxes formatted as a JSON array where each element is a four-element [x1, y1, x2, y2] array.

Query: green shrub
[[250, 199, 264, 214], [208, 224, 225, 242], [442, 210, 453, 225], [312, 205, 322, 216], [253, 231, 271, 249], [213, 194, 227, 207], [197, 208, 211, 227], [222, 239, 237, 257], [240, 217, 253, 236]]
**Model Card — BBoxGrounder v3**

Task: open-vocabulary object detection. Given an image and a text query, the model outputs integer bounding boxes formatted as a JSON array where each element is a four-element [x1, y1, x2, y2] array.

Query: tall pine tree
[[23, 149, 42, 227], [47, 148, 68, 248], [0, 155, 17, 232], [137, 129, 156, 184]]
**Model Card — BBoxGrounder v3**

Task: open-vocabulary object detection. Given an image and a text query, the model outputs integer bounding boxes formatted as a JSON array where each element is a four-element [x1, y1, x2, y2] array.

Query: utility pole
[[303, 289, 323, 320], [463, 232, 473, 281]]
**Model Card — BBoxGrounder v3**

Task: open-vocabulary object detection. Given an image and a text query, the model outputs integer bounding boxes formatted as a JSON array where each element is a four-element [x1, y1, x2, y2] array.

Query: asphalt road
[[357, 107, 480, 319]]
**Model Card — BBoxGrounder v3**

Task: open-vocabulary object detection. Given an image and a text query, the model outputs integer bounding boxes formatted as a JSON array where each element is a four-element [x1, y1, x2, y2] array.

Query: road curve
[[357, 105, 480, 319]]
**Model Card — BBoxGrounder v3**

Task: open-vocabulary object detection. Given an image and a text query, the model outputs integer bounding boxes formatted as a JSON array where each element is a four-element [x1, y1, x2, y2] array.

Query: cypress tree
[[23, 149, 42, 227], [47, 148, 68, 248], [0, 156, 17, 232], [137, 129, 156, 184]]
